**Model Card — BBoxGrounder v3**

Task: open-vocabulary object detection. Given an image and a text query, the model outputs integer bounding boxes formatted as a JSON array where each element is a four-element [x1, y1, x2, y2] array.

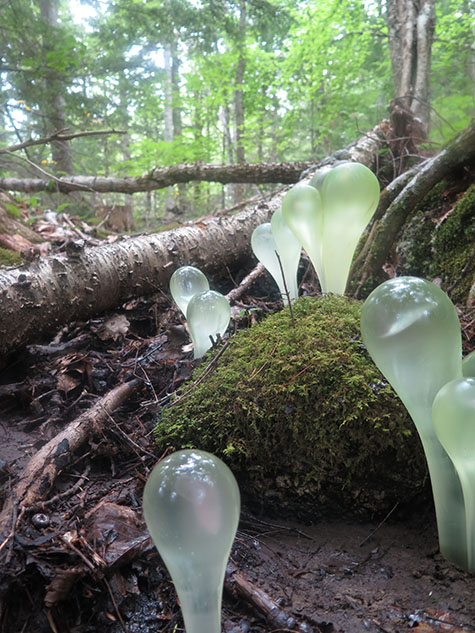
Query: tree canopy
[[1, 0, 474, 220]]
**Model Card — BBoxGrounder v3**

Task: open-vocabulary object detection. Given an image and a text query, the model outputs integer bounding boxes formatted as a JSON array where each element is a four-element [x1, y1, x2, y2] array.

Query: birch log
[[0, 124, 387, 362]]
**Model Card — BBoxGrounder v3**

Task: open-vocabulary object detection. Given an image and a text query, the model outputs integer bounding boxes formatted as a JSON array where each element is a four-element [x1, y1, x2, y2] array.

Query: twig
[[225, 562, 315, 633], [0, 128, 126, 155], [359, 502, 399, 547], [275, 250, 295, 327], [226, 263, 266, 303], [4, 150, 96, 192]]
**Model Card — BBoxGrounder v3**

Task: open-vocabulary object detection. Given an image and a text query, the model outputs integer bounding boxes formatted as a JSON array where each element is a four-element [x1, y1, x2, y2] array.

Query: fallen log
[[0, 161, 314, 194], [0, 123, 387, 362]]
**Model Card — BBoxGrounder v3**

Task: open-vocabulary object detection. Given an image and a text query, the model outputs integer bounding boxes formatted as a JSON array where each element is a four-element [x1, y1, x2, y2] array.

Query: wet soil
[[0, 269, 474, 633]]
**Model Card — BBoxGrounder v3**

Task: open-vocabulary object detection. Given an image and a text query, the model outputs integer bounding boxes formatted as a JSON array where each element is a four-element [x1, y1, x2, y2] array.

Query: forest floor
[[0, 218, 475, 633]]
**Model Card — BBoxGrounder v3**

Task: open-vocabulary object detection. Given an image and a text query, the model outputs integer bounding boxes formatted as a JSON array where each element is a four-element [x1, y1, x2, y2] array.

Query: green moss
[[398, 183, 475, 304], [432, 185, 475, 304], [156, 296, 427, 520], [0, 247, 23, 266]]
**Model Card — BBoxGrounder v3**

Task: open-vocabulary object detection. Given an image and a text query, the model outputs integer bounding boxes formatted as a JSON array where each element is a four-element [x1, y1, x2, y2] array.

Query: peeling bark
[[387, 0, 436, 131], [0, 123, 388, 361]]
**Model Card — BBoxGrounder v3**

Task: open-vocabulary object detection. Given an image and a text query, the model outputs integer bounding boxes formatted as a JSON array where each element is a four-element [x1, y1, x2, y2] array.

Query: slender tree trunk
[[39, 0, 74, 175], [386, 0, 436, 132], [231, 0, 247, 204]]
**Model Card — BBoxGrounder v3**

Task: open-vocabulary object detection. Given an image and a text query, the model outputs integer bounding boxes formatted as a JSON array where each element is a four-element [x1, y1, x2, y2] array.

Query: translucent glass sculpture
[[361, 276, 466, 568], [170, 266, 210, 317], [270, 207, 301, 303], [433, 378, 475, 571], [321, 162, 380, 295], [462, 351, 475, 377], [282, 184, 325, 291], [143, 450, 241, 633], [308, 164, 334, 191], [186, 290, 230, 359], [251, 220, 300, 305]]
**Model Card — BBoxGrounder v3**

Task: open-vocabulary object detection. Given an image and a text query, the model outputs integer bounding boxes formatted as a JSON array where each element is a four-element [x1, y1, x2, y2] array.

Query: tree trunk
[[231, 0, 247, 204], [0, 123, 387, 362], [39, 0, 74, 175], [352, 119, 475, 295], [386, 0, 436, 132]]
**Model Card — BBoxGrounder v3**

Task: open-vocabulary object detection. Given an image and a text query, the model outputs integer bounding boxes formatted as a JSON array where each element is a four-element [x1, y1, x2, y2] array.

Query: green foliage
[[156, 296, 427, 519]]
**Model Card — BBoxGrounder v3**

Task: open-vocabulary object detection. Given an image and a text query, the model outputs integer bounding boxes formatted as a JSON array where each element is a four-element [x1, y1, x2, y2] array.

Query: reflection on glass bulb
[[186, 290, 230, 359], [433, 378, 475, 572], [321, 162, 380, 295], [282, 184, 325, 291], [361, 276, 466, 568], [170, 266, 210, 317], [462, 351, 475, 377], [270, 207, 301, 304], [143, 450, 240, 633], [251, 222, 299, 305]]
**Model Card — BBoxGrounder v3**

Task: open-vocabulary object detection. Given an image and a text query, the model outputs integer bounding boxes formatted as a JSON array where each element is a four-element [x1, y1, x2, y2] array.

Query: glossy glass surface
[[321, 162, 380, 294], [433, 378, 475, 571], [271, 207, 302, 304], [361, 276, 466, 567], [170, 266, 210, 317], [186, 290, 230, 359], [462, 351, 475, 377], [143, 450, 240, 633], [251, 221, 299, 305], [282, 184, 325, 291]]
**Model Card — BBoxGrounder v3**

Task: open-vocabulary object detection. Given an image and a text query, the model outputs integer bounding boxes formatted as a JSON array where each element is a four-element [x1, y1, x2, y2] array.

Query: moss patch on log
[[398, 183, 475, 304], [156, 296, 428, 520]]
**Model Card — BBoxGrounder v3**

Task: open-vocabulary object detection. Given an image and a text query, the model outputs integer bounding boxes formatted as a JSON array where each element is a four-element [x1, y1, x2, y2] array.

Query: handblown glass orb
[[433, 377, 475, 572], [361, 276, 466, 568], [186, 290, 230, 359], [321, 162, 380, 295], [282, 184, 325, 291], [170, 266, 209, 317], [143, 450, 240, 633]]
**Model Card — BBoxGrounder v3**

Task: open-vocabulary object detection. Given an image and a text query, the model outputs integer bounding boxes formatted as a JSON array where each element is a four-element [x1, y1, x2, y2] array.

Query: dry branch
[[0, 379, 139, 543], [226, 562, 314, 633], [0, 128, 126, 155]]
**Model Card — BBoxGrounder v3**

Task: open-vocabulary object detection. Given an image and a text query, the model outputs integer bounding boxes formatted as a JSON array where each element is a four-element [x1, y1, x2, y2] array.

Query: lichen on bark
[[156, 296, 428, 520]]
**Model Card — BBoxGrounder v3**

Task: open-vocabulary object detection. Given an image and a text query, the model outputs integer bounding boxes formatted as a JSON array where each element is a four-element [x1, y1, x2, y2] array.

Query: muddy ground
[[0, 265, 474, 633]]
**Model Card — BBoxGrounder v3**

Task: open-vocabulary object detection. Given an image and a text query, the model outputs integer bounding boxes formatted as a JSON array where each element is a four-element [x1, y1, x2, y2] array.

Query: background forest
[[1, 0, 474, 226]]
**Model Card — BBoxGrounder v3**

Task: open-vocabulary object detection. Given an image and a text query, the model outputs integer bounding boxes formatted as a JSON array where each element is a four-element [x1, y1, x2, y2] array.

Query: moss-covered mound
[[156, 296, 428, 520]]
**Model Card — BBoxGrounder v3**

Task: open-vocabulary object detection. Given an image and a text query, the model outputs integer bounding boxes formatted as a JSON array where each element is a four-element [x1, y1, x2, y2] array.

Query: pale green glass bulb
[[463, 351, 475, 377], [143, 450, 241, 633], [270, 207, 301, 304], [308, 164, 334, 191], [282, 184, 326, 292], [170, 266, 210, 317], [251, 221, 299, 305], [361, 276, 466, 568], [433, 378, 475, 572], [186, 290, 230, 359], [321, 162, 380, 295]]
